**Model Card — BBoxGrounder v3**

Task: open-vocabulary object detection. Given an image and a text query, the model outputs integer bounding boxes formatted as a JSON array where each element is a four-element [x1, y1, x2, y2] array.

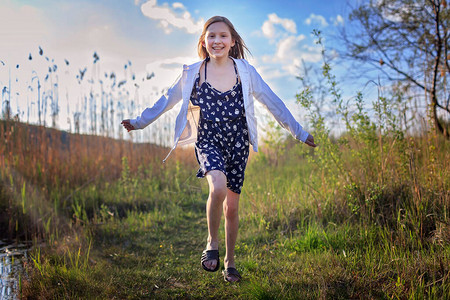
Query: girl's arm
[[123, 73, 183, 131], [249, 65, 315, 146]]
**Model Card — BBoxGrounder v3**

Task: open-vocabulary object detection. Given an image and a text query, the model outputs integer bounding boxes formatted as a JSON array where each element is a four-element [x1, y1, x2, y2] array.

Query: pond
[[0, 240, 30, 300]]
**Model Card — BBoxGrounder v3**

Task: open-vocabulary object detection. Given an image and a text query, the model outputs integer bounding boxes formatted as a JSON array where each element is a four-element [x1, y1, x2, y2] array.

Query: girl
[[121, 16, 317, 283]]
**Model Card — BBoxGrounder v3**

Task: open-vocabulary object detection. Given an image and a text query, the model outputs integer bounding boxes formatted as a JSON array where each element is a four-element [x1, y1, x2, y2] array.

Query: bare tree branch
[[337, 0, 449, 137]]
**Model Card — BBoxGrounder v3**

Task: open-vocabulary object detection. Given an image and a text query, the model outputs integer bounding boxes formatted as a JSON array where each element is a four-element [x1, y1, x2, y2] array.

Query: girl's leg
[[204, 170, 227, 271], [223, 189, 240, 282]]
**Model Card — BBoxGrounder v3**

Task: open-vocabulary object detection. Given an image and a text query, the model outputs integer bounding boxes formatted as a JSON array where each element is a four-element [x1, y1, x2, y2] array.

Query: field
[[1, 1, 449, 297], [1, 111, 449, 298]]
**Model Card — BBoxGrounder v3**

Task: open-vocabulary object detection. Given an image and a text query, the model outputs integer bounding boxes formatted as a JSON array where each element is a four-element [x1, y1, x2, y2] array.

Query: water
[[0, 240, 29, 300]]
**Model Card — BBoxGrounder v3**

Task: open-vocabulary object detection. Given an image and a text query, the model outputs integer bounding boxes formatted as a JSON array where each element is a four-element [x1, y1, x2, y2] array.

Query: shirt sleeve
[[248, 64, 309, 143], [130, 73, 183, 130]]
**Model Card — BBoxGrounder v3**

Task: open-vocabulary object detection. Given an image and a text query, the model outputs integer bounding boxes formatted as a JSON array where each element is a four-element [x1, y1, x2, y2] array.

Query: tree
[[339, 0, 449, 137]]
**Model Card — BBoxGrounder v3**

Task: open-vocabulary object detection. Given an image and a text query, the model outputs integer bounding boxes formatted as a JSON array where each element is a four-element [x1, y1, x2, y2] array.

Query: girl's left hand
[[305, 134, 317, 148], [121, 119, 135, 132]]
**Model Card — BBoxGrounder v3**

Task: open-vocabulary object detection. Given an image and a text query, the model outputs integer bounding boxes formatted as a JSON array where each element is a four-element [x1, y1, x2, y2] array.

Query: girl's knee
[[210, 186, 227, 201], [207, 170, 227, 200], [223, 193, 239, 219], [224, 203, 238, 219]]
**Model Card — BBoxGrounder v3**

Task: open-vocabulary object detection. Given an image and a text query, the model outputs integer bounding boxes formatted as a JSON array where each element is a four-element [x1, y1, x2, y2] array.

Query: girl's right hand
[[121, 119, 135, 132], [305, 134, 317, 148]]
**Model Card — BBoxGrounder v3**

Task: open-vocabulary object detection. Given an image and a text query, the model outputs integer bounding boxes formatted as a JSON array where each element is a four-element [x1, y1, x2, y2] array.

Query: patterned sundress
[[190, 58, 249, 194]]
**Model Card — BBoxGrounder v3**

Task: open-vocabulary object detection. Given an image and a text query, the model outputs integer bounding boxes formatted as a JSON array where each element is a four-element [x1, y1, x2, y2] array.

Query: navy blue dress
[[190, 58, 250, 194]]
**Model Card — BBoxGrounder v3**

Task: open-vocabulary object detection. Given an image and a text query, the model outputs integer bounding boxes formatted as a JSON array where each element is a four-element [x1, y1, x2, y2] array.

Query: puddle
[[0, 240, 30, 300]]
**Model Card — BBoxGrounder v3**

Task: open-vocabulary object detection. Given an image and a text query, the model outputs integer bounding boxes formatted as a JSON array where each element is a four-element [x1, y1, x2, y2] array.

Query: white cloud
[[140, 0, 203, 34], [331, 15, 344, 26], [262, 34, 322, 78], [375, 0, 414, 23], [276, 35, 306, 60], [261, 13, 297, 39], [255, 61, 285, 80], [304, 13, 328, 27], [141, 55, 197, 98], [172, 2, 185, 9], [258, 13, 322, 78]]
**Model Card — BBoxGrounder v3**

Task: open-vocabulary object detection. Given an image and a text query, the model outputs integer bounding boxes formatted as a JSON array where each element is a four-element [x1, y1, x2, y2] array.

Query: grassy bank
[[1, 117, 448, 298]]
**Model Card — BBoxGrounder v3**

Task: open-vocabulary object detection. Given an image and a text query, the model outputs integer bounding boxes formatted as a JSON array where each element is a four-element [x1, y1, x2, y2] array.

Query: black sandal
[[201, 250, 220, 272], [222, 267, 241, 282]]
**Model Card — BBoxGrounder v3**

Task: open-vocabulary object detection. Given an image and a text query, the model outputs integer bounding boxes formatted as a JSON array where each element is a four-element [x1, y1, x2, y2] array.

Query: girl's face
[[203, 22, 235, 60]]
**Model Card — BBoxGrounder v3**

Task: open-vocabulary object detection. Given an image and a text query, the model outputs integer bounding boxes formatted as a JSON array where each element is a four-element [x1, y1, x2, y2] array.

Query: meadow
[[1, 40, 449, 299], [1, 96, 449, 299]]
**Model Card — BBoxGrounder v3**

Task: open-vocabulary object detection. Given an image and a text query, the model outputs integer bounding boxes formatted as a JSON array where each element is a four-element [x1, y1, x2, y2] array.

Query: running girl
[[121, 16, 317, 283]]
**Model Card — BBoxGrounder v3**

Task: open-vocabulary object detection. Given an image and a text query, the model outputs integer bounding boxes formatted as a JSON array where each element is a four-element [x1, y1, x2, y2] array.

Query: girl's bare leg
[[223, 189, 240, 282], [204, 170, 227, 271]]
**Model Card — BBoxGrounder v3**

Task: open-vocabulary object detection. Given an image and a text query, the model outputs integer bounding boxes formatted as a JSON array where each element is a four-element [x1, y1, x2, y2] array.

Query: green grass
[[17, 140, 449, 299], [22, 201, 450, 299], [1, 117, 449, 299]]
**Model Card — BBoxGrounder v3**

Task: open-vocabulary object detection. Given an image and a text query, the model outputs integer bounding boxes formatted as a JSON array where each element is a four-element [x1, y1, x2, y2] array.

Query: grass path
[[23, 183, 450, 299]]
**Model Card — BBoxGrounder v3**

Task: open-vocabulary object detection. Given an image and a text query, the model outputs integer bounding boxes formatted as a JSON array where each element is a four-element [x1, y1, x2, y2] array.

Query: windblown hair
[[197, 16, 250, 60]]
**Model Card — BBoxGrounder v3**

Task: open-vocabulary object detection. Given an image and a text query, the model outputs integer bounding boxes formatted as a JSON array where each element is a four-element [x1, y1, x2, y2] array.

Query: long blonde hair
[[197, 16, 250, 60]]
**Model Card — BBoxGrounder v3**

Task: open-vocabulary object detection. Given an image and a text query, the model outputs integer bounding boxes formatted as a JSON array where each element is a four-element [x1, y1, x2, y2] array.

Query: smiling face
[[202, 21, 235, 60]]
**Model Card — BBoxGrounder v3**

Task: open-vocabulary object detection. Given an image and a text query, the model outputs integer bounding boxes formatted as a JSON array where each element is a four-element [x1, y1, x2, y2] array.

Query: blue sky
[[0, 0, 356, 136]]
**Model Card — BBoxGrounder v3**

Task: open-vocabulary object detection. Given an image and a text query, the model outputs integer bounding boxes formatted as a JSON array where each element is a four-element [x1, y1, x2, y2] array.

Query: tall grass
[[1, 46, 175, 146], [3, 96, 448, 298], [1, 39, 449, 298], [0, 117, 196, 242]]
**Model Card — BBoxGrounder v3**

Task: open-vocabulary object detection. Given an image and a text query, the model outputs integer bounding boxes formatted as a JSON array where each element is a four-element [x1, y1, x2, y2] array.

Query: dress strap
[[204, 57, 208, 80], [232, 60, 239, 83]]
